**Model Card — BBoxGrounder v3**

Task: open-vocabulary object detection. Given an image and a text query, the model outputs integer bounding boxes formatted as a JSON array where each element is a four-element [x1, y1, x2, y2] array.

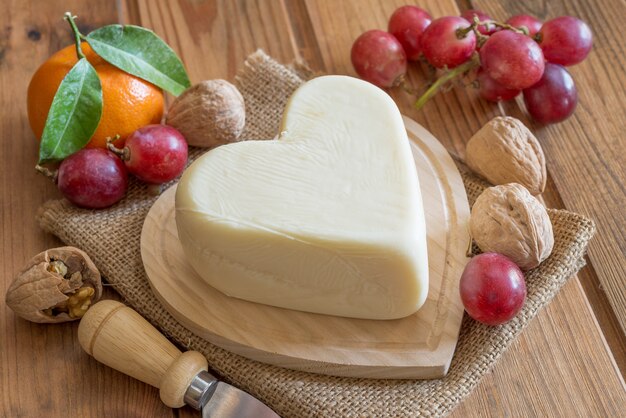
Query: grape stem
[[64, 12, 86, 60], [466, 235, 475, 258], [106, 136, 130, 161], [35, 164, 59, 183], [414, 54, 480, 110], [147, 184, 163, 196], [481, 18, 527, 35], [457, 16, 527, 40], [396, 75, 419, 96]]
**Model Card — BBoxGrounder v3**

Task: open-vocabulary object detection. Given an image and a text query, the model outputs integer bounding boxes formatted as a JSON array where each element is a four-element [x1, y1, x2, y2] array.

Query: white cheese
[[175, 75, 428, 319]]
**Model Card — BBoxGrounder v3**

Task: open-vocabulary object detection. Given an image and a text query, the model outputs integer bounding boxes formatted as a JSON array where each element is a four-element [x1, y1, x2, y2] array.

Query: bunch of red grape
[[351, 6, 593, 124]]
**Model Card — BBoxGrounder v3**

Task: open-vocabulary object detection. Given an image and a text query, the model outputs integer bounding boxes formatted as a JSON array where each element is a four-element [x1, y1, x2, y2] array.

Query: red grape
[[477, 67, 520, 101], [537, 16, 592, 66], [480, 30, 545, 90], [118, 125, 188, 184], [460, 253, 526, 326], [523, 63, 577, 124], [506, 14, 542, 37], [388, 6, 432, 61], [351, 30, 407, 88], [461, 9, 497, 35], [57, 148, 128, 209], [420, 16, 476, 68]]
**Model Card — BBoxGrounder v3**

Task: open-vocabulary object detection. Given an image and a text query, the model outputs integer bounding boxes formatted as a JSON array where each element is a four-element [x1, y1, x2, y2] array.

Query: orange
[[27, 43, 164, 148]]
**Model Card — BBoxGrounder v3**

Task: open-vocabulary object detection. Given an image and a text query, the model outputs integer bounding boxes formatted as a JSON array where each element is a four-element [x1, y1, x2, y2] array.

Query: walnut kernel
[[5, 246, 102, 323]]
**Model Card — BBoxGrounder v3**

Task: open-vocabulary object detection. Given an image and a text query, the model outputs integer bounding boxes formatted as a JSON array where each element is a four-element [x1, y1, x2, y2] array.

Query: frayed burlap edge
[[36, 50, 595, 418]]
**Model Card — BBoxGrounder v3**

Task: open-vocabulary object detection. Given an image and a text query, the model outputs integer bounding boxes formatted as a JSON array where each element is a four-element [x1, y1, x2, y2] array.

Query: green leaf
[[39, 58, 103, 163], [86, 24, 191, 96]]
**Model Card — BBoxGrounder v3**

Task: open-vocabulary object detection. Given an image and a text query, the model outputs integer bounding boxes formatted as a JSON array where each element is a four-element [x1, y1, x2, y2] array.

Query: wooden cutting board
[[140, 116, 470, 379]]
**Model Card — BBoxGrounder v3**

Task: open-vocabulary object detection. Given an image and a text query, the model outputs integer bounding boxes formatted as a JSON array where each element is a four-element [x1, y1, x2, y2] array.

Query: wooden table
[[2, 1, 624, 416]]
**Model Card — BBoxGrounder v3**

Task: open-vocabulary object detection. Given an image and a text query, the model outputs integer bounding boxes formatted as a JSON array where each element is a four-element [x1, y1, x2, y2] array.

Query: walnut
[[5, 247, 102, 323], [166, 79, 245, 148], [470, 183, 554, 270], [466, 116, 546, 195]]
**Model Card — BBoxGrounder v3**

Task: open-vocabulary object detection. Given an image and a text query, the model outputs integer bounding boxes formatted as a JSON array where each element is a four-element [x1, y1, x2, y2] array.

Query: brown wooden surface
[[1, 0, 624, 417]]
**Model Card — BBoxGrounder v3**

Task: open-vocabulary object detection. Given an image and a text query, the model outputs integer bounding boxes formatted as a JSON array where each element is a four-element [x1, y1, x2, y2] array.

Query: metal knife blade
[[202, 381, 280, 418]]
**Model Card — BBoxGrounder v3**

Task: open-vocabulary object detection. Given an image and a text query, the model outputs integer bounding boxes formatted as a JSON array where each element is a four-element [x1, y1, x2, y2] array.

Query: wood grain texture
[[453, 278, 626, 418], [540, 171, 626, 375], [78, 300, 208, 408], [127, 0, 300, 82], [140, 118, 470, 379], [1, 0, 624, 417], [300, 0, 625, 415], [472, 0, 626, 339], [0, 1, 174, 417]]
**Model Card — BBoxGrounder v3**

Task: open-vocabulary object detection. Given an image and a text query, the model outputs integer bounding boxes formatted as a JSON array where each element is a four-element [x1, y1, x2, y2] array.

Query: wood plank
[[300, 0, 625, 416], [453, 278, 626, 417], [473, 0, 626, 346], [1, 0, 306, 417], [540, 172, 626, 375], [3, 0, 623, 417], [0, 2, 175, 416], [128, 0, 299, 82]]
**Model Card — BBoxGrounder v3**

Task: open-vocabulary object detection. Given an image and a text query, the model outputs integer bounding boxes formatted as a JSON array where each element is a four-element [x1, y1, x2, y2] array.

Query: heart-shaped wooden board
[[141, 116, 470, 379]]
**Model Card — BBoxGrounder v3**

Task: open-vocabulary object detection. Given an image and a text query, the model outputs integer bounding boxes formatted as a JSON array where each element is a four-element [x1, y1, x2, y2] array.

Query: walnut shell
[[166, 79, 245, 148], [466, 116, 546, 195], [470, 183, 554, 270], [5, 246, 102, 323]]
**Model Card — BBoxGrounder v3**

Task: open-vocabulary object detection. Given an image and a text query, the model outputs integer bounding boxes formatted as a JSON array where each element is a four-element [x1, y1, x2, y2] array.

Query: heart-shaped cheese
[[175, 75, 428, 319]]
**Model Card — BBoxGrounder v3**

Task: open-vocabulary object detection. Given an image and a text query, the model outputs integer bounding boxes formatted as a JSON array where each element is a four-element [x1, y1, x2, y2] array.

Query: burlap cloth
[[37, 51, 595, 418]]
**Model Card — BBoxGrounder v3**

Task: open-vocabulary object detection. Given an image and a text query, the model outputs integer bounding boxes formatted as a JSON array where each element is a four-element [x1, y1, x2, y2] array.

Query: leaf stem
[[64, 12, 86, 60], [414, 54, 480, 110]]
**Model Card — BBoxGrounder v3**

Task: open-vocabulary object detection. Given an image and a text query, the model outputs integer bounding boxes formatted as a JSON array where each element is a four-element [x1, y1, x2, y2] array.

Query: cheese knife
[[78, 300, 280, 418]]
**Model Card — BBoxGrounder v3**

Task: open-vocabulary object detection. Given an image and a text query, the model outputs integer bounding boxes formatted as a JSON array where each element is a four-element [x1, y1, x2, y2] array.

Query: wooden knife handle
[[78, 300, 208, 408]]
